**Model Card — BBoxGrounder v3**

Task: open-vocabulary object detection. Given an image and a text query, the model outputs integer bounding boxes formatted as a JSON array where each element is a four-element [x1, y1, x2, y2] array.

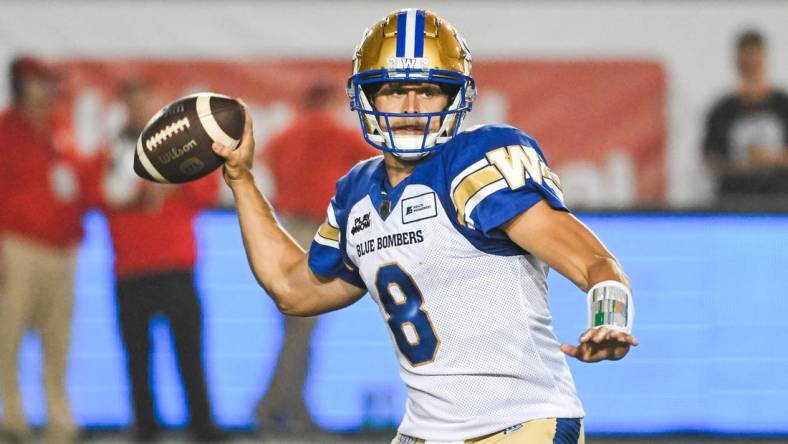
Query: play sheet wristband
[[587, 280, 634, 334]]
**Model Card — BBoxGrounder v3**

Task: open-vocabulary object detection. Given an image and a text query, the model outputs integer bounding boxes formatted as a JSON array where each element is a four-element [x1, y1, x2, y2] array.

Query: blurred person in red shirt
[[100, 77, 225, 442], [0, 56, 99, 443], [255, 82, 375, 435]]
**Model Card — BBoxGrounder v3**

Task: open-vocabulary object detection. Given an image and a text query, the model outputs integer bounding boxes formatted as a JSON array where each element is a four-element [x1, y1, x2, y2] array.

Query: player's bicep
[[502, 200, 617, 290]]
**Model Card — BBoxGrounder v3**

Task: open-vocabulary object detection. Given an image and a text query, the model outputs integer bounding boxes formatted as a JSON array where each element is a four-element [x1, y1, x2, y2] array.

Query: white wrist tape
[[587, 280, 634, 333]]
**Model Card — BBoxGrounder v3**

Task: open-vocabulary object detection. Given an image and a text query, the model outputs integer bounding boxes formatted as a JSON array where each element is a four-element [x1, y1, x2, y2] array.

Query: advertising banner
[[59, 59, 665, 207]]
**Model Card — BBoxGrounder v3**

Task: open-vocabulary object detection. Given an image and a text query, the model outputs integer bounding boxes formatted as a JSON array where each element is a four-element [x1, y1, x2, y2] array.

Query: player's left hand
[[560, 327, 638, 363]]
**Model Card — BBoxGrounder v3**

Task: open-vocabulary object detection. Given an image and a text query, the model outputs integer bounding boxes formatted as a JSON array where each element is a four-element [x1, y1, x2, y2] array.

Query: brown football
[[133, 92, 244, 183]]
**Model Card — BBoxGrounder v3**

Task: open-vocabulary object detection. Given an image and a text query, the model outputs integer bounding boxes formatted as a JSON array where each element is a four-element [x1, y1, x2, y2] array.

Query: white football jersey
[[309, 125, 584, 441]]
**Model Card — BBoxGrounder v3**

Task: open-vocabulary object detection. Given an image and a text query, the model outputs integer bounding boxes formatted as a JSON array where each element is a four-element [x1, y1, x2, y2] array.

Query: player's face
[[373, 82, 449, 136]]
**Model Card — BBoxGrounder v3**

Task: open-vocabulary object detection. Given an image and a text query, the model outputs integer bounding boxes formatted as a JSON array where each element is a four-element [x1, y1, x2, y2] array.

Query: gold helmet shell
[[352, 9, 473, 78], [348, 9, 476, 158]]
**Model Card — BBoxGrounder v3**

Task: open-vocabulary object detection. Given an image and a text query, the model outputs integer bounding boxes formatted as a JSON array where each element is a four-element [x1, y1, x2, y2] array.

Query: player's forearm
[[275, 258, 366, 316], [582, 255, 630, 293], [228, 175, 364, 316], [228, 173, 306, 301]]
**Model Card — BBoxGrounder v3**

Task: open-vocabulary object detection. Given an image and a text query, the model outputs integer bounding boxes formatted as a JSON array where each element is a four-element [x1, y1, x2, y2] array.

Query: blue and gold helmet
[[348, 9, 476, 159]]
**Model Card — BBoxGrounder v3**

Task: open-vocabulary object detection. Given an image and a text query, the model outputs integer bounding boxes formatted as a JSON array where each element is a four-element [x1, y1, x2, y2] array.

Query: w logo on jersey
[[451, 144, 564, 228], [486, 145, 561, 193]]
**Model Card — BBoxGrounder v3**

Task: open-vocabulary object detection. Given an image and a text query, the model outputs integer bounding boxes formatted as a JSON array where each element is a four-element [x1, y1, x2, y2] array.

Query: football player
[[213, 9, 638, 444]]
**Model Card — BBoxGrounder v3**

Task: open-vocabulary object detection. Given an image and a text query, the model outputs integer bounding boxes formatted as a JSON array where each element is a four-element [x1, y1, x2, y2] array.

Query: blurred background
[[1, 1, 787, 443]]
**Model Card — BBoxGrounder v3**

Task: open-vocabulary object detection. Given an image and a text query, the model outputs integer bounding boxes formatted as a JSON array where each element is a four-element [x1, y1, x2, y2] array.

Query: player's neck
[[383, 153, 419, 187]]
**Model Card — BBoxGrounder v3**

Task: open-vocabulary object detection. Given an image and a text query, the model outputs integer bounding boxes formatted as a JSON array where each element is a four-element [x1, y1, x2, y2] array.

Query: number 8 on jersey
[[375, 263, 440, 366]]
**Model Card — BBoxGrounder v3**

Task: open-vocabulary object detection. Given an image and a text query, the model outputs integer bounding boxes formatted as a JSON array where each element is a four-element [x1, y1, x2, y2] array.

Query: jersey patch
[[401, 192, 437, 224]]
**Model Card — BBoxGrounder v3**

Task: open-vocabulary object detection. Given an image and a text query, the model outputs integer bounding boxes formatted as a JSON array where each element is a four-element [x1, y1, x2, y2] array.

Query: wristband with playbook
[[587, 280, 634, 333]]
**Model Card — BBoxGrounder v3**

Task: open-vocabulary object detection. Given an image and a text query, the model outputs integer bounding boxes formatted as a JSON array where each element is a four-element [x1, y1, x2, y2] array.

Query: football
[[133, 92, 244, 183]]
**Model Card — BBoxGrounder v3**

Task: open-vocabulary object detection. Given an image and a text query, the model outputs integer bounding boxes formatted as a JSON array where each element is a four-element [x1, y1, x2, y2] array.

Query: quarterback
[[213, 9, 638, 444]]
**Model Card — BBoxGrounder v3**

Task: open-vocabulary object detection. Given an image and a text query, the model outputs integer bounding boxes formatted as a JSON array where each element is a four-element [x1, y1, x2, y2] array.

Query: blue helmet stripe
[[396, 11, 407, 57], [414, 10, 425, 57]]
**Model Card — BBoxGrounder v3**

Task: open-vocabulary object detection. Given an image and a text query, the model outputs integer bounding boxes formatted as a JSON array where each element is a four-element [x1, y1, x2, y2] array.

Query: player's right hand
[[212, 99, 255, 186]]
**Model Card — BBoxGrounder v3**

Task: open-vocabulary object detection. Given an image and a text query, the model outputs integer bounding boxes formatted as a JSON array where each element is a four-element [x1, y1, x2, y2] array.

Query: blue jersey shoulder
[[306, 156, 381, 290], [438, 123, 567, 235], [445, 124, 550, 171], [333, 155, 385, 210]]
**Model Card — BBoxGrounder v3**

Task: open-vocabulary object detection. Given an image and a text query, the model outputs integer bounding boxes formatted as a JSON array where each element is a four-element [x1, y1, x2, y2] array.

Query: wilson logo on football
[[145, 117, 191, 152]]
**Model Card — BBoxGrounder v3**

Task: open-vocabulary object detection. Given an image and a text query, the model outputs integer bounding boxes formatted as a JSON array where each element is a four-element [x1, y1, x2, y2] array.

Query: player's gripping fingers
[[213, 100, 256, 184], [211, 141, 233, 159], [237, 99, 256, 154], [212, 99, 255, 159]]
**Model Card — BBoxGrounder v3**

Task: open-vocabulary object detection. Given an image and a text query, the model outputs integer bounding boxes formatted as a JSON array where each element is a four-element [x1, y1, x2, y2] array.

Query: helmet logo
[[387, 57, 431, 71]]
